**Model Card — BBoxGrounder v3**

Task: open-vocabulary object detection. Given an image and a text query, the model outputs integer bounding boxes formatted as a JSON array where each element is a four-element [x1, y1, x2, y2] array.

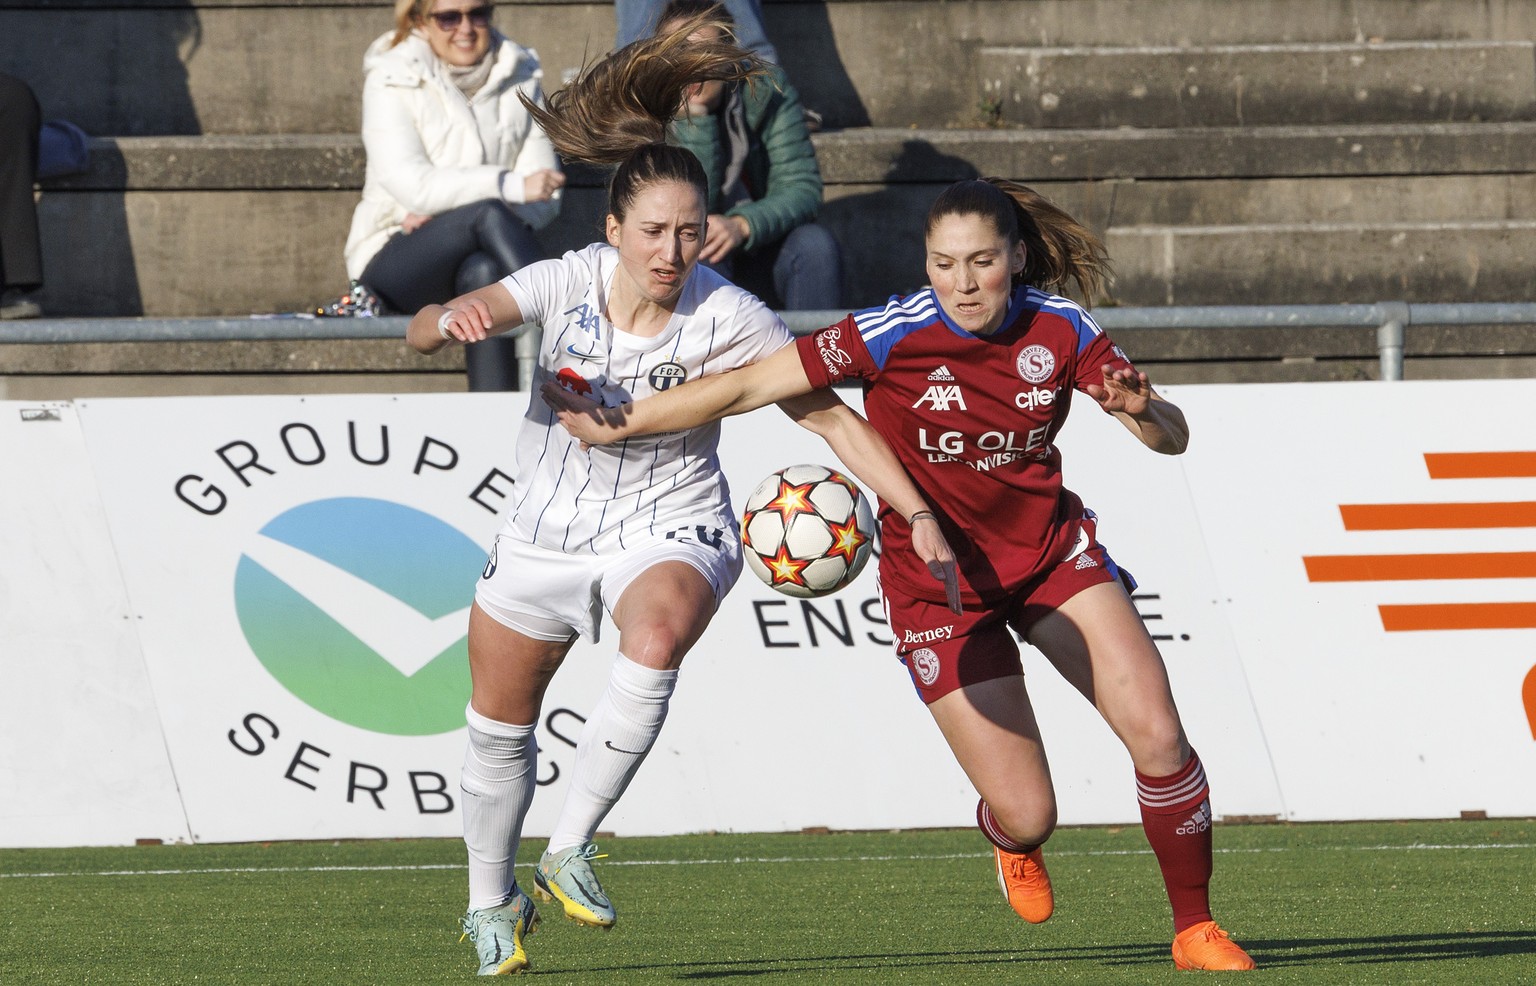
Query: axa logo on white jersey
[[919, 426, 1050, 469]]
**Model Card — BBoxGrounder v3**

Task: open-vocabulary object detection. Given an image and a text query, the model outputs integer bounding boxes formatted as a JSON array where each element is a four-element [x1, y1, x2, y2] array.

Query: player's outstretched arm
[[782, 389, 962, 614], [543, 343, 812, 445], [407, 282, 526, 356], [1084, 365, 1190, 454]]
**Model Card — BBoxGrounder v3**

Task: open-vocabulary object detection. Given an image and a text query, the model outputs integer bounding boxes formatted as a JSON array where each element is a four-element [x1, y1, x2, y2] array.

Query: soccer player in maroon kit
[[544, 177, 1256, 972]]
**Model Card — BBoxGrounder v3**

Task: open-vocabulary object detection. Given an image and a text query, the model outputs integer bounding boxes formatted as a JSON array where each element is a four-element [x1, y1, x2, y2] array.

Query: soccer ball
[[740, 464, 877, 597]]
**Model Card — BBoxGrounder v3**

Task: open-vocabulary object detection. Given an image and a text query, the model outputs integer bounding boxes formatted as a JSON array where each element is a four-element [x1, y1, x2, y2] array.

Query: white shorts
[[474, 525, 743, 642]]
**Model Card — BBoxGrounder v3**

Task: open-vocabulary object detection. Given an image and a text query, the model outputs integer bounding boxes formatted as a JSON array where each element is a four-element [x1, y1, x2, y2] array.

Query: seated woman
[[658, 0, 841, 311], [341, 0, 566, 391]]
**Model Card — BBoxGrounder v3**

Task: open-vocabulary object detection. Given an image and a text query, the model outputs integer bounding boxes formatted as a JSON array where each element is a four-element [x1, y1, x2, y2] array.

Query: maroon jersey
[[796, 285, 1134, 605]]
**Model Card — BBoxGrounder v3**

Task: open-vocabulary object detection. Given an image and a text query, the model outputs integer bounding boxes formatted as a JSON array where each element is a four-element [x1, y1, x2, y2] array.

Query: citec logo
[[234, 496, 481, 736], [1302, 450, 1536, 740]]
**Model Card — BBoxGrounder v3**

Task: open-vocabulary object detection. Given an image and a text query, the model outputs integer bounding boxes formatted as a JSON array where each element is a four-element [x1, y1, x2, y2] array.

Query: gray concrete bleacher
[[2, 0, 1535, 395]]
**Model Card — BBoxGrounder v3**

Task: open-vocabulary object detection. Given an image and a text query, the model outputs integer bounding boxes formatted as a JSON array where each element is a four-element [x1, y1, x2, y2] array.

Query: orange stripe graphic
[[1340, 502, 1536, 530], [1380, 603, 1536, 632], [1424, 451, 1536, 479], [1525, 666, 1536, 741], [1304, 552, 1536, 581]]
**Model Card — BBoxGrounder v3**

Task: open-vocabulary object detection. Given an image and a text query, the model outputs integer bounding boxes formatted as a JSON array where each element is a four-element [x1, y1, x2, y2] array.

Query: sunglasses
[[428, 5, 492, 31]]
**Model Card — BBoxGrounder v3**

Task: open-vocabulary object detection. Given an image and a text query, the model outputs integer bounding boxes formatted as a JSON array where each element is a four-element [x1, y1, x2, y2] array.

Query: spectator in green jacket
[[658, 0, 842, 310]]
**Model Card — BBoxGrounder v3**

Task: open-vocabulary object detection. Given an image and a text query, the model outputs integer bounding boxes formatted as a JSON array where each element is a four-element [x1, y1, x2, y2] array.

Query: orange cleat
[[1171, 920, 1257, 971], [994, 846, 1054, 924]]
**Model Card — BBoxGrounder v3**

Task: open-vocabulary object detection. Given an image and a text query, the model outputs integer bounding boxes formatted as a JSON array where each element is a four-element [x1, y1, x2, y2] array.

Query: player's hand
[[910, 514, 962, 615], [401, 212, 432, 234], [541, 381, 633, 446], [701, 214, 748, 265], [437, 298, 498, 344], [1085, 365, 1154, 415]]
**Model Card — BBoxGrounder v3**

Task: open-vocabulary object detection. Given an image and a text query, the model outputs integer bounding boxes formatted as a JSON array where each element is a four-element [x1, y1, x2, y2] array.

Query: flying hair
[[519, 14, 764, 166]]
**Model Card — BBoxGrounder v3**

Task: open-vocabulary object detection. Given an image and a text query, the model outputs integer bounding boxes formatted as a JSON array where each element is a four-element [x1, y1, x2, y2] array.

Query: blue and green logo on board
[[233, 497, 479, 736]]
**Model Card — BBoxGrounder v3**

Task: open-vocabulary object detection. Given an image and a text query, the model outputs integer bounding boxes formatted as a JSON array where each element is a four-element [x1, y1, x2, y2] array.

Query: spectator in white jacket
[[342, 0, 566, 391]]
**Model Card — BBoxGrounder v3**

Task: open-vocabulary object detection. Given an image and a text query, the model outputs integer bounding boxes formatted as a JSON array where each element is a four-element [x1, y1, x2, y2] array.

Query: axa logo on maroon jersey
[[913, 384, 967, 411]]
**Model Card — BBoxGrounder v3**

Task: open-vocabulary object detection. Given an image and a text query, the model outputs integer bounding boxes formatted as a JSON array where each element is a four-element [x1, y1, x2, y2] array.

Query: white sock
[[462, 705, 538, 911], [546, 653, 677, 854]]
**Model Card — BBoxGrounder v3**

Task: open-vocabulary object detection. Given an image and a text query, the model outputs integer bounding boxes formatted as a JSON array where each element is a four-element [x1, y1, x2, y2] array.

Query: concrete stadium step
[[9, 1, 1536, 133], [33, 125, 1536, 316], [56, 123, 1536, 192], [1108, 220, 1536, 306], [977, 40, 1536, 129]]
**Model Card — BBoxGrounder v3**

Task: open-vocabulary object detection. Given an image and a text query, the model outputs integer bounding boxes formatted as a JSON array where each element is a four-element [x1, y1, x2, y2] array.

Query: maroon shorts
[[882, 512, 1137, 704]]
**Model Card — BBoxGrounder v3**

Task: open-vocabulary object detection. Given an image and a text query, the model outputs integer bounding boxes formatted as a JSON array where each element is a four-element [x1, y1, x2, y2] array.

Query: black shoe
[[315, 280, 382, 317], [0, 289, 42, 320]]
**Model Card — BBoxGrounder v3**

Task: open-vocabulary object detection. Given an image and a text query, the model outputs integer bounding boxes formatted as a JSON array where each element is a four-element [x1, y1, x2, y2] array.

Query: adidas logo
[[1074, 553, 1097, 570], [1176, 803, 1212, 836], [927, 365, 955, 381]]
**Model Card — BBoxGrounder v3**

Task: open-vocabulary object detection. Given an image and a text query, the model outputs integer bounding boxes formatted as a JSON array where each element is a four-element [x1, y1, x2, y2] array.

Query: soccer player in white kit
[[406, 21, 959, 976]]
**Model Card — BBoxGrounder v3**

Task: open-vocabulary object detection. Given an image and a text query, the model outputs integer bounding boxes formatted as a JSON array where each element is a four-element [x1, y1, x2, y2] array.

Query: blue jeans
[[710, 222, 842, 311], [614, 0, 778, 62]]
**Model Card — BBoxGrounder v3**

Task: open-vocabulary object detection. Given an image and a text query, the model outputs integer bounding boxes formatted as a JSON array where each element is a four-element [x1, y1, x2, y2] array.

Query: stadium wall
[[3, 382, 1534, 847]]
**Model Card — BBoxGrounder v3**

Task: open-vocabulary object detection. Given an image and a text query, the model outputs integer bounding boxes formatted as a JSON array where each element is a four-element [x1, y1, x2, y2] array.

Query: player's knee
[[1118, 717, 1188, 775], [619, 623, 687, 671], [991, 798, 1057, 847]]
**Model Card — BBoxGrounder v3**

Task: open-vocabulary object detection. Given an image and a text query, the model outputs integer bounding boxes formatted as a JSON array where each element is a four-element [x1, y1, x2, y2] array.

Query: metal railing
[[9, 302, 1536, 387]]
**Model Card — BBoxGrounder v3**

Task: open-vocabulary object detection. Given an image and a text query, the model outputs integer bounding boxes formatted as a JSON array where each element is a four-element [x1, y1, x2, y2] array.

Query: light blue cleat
[[460, 886, 540, 975], [533, 842, 617, 928]]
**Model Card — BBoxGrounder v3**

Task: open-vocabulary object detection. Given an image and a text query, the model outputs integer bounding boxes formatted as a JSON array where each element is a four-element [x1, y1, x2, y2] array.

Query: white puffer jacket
[[344, 29, 562, 280]]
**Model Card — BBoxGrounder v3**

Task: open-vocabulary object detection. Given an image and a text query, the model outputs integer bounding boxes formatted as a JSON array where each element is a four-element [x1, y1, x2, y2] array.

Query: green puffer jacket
[[668, 65, 823, 252]]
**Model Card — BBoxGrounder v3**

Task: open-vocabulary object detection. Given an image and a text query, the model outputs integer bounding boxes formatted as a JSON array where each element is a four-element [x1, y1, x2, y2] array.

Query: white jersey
[[497, 243, 792, 554]]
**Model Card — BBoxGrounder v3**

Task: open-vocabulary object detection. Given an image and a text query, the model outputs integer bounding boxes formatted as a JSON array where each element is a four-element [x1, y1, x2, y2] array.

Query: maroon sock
[[976, 798, 1038, 854], [1136, 750, 1214, 934]]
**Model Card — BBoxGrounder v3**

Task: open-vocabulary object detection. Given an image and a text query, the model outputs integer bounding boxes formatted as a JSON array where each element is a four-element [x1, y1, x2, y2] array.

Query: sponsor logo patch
[[910, 647, 941, 686], [648, 361, 687, 392], [927, 365, 955, 381], [1016, 344, 1056, 384]]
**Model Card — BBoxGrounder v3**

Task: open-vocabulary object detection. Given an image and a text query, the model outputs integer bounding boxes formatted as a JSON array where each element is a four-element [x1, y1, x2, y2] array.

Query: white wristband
[[437, 310, 455, 340]]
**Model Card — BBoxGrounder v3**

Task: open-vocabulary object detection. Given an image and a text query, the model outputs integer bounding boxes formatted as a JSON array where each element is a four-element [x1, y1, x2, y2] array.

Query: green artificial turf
[[1, 820, 1531, 984]]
